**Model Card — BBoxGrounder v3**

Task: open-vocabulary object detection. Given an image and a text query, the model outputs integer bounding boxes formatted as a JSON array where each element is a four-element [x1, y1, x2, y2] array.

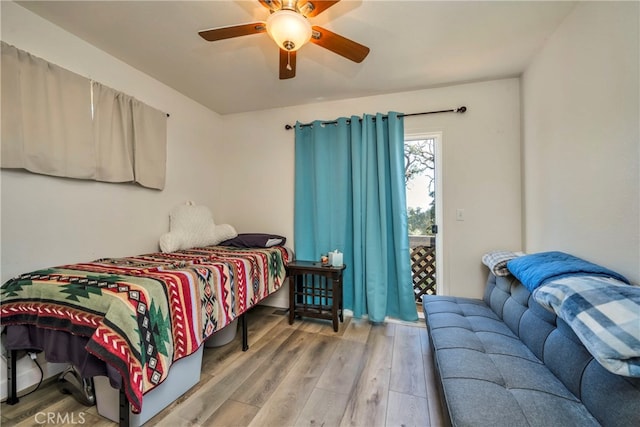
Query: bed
[[1, 244, 291, 424]]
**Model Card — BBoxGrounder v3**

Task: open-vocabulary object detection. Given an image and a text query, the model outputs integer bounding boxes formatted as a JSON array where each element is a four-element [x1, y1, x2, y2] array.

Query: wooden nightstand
[[286, 260, 346, 332]]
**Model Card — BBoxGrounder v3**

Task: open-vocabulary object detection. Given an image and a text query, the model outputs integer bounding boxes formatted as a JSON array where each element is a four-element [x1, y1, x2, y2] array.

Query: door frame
[[405, 131, 444, 296]]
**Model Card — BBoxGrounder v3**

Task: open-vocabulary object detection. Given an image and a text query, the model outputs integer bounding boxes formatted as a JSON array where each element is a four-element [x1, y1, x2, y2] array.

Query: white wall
[[522, 1, 640, 284], [1, 2, 224, 398], [218, 78, 523, 306]]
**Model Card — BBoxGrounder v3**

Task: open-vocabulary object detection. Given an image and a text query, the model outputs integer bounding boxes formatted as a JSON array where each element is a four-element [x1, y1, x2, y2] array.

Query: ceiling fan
[[198, 0, 370, 79]]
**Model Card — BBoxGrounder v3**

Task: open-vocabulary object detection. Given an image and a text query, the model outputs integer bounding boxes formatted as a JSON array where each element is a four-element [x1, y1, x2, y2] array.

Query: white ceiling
[[15, 1, 576, 115]]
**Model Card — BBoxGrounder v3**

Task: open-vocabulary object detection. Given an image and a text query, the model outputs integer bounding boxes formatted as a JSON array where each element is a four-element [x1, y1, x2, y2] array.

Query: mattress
[[1, 245, 291, 413]]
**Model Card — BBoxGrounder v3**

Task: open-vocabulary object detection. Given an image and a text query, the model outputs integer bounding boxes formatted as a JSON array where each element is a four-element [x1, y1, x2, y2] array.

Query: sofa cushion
[[581, 360, 640, 426], [423, 281, 638, 426], [442, 380, 531, 426]]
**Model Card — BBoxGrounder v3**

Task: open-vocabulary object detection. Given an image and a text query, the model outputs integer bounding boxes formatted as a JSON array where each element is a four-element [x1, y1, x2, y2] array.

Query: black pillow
[[219, 233, 286, 248]]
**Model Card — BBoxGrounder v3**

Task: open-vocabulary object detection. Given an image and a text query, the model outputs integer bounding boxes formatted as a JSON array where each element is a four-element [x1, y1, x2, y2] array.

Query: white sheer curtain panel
[[1, 41, 94, 178]]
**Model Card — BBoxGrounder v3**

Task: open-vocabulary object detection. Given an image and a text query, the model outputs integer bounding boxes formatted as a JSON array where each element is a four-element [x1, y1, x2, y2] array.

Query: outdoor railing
[[410, 235, 436, 302]]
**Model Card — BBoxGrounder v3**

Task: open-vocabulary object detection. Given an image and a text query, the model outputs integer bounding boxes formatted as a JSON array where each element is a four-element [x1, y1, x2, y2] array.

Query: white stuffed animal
[[159, 201, 237, 253]]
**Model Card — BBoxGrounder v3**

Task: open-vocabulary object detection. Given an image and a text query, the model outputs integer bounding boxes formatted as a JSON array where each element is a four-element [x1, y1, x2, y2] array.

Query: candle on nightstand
[[331, 250, 343, 267]]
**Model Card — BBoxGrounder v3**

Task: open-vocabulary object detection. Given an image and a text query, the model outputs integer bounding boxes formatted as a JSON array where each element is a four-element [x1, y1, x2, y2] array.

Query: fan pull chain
[[287, 51, 292, 71]]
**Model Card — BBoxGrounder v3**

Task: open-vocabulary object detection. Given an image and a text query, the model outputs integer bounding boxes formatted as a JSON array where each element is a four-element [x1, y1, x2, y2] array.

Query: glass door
[[405, 133, 441, 303]]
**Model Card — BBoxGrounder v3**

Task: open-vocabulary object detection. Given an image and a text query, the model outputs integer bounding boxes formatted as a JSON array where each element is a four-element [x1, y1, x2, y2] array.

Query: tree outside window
[[405, 138, 435, 236]]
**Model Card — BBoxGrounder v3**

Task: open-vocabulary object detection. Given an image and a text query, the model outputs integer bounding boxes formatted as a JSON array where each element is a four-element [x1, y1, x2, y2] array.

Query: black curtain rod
[[284, 106, 467, 130]]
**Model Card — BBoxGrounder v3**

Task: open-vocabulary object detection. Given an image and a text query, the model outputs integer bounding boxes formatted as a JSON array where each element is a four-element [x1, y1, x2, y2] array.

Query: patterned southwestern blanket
[[0, 246, 291, 413]]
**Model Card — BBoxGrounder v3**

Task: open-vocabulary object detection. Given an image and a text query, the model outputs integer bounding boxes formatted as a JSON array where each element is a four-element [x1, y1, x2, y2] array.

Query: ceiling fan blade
[[300, 1, 340, 18], [198, 22, 266, 42], [310, 26, 370, 63], [279, 49, 297, 79], [259, 0, 282, 11]]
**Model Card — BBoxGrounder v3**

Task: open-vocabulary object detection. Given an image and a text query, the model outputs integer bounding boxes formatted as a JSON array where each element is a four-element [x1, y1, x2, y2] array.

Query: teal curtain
[[294, 112, 417, 322]]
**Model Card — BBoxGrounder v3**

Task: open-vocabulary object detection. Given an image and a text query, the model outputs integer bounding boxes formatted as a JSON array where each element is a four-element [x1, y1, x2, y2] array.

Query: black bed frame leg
[[119, 387, 130, 427], [6, 349, 19, 405], [240, 314, 248, 351]]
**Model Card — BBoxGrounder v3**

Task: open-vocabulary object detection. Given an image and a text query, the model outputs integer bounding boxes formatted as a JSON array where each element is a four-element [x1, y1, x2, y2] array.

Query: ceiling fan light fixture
[[266, 9, 312, 51]]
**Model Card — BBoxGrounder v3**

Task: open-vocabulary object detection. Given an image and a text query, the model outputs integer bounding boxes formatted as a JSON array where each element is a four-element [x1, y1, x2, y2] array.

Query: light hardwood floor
[[1, 306, 444, 427]]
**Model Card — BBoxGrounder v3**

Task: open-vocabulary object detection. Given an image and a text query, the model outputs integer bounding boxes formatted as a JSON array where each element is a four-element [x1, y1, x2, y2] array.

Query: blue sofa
[[422, 272, 640, 426]]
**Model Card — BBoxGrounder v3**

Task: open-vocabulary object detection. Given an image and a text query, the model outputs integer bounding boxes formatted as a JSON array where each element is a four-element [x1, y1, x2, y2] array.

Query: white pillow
[[159, 201, 237, 253]]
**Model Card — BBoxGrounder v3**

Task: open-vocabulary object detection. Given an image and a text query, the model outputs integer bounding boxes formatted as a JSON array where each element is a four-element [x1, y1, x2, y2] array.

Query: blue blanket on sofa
[[506, 251, 629, 292]]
